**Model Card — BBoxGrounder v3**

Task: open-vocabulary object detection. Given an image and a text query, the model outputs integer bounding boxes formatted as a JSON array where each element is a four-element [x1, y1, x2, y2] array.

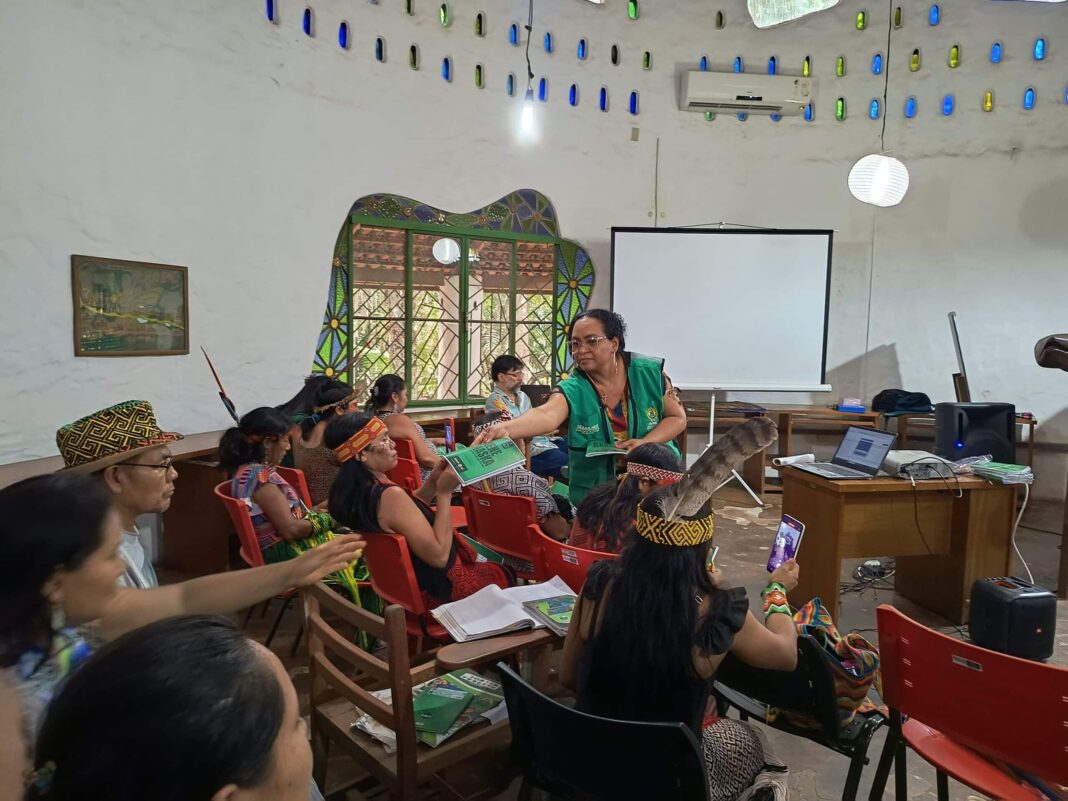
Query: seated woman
[[277, 375, 362, 506], [471, 412, 570, 542], [0, 473, 359, 749], [365, 375, 441, 482], [561, 419, 795, 801], [220, 407, 323, 562], [485, 354, 568, 480], [570, 442, 683, 553], [325, 413, 512, 608], [27, 615, 312, 801]]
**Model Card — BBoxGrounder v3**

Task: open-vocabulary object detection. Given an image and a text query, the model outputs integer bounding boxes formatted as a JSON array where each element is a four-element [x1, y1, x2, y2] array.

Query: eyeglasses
[[121, 458, 175, 472], [568, 335, 609, 351]]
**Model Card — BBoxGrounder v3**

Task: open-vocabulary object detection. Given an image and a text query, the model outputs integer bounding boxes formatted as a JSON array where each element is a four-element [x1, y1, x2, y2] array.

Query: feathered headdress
[[635, 417, 778, 547]]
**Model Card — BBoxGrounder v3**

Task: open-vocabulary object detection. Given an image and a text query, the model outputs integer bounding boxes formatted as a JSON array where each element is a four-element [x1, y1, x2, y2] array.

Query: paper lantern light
[[848, 154, 910, 207]]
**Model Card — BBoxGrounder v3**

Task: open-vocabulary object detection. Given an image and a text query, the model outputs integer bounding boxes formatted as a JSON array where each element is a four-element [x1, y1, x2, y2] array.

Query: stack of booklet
[[970, 461, 1034, 485], [430, 576, 577, 642]]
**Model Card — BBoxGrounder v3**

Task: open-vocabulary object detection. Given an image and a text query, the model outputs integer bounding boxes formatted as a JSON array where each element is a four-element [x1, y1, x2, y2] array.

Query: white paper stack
[[431, 576, 576, 642]]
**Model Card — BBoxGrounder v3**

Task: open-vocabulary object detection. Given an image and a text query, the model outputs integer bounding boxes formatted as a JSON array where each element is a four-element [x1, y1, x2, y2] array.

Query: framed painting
[[71, 255, 189, 357]]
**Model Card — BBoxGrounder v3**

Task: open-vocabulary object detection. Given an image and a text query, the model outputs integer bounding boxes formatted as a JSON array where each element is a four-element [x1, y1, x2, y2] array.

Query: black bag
[[871, 389, 934, 414]]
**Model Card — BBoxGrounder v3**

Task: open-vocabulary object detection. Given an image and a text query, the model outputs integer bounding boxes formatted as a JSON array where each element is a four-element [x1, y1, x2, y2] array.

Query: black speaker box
[[969, 577, 1056, 661], [934, 402, 1016, 463]]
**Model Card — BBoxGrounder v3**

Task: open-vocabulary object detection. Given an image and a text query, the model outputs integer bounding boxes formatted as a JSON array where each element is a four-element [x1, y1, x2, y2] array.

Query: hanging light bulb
[[848, 155, 910, 207], [520, 86, 535, 132]]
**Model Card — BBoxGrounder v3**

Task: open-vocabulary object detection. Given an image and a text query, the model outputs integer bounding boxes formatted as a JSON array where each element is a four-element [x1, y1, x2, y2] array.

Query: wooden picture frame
[[71, 255, 189, 357]]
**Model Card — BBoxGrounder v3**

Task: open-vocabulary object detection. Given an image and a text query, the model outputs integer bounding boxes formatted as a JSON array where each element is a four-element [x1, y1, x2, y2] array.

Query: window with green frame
[[348, 224, 556, 404]]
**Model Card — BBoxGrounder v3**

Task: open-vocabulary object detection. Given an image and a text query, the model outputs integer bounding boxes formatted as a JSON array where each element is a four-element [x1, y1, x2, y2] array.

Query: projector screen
[[611, 228, 833, 391]]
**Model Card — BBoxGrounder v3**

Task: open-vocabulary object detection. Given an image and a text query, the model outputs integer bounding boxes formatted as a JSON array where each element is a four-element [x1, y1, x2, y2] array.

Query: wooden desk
[[782, 467, 1015, 624], [764, 406, 884, 461], [893, 413, 1037, 466], [436, 629, 556, 689]]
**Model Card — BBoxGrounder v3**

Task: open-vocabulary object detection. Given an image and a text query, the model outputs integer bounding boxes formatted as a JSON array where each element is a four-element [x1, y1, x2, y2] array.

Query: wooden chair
[[498, 662, 710, 801], [462, 486, 540, 579], [529, 524, 618, 592], [712, 635, 885, 801], [360, 530, 451, 646], [870, 604, 1068, 801], [212, 480, 300, 651], [304, 583, 511, 800]]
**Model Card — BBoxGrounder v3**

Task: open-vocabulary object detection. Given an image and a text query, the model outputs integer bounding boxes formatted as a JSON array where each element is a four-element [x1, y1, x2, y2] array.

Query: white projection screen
[[611, 228, 833, 391]]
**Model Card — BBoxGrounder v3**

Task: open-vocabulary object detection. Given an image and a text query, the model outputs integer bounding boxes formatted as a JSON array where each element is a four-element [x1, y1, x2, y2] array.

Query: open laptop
[[792, 426, 898, 480]]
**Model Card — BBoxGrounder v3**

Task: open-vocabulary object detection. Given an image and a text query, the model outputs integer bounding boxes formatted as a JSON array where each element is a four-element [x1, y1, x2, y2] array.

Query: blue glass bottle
[[767, 56, 777, 75], [872, 53, 883, 75], [1023, 87, 1036, 110], [578, 39, 587, 60], [941, 94, 954, 116], [990, 42, 1002, 64], [538, 77, 547, 101], [928, 4, 940, 25], [1034, 38, 1046, 61], [904, 96, 917, 118], [569, 84, 578, 106], [804, 103, 814, 121], [629, 91, 639, 115], [869, 99, 881, 119], [699, 56, 708, 71], [733, 56, 743, 73]]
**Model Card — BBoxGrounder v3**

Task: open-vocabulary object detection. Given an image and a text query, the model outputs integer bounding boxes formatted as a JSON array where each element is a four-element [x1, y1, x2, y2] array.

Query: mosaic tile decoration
[[312, 190, 594, 381]]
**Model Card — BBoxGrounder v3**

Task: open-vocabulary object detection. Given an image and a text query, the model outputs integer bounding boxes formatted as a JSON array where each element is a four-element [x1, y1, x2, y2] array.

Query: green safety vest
[[557, 352, 680, 505]]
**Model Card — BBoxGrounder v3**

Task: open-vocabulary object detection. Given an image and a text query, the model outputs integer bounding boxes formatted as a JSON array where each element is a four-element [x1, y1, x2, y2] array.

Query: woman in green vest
[[474, 309, 686, 505]]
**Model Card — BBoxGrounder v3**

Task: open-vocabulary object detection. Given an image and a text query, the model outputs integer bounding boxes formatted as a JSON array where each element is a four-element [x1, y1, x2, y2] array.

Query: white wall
[[1, 0, 1066, 497]]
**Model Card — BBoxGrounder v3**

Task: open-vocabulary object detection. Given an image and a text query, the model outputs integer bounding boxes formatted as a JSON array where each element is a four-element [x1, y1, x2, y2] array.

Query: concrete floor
[[239, 488, 1067, 801]]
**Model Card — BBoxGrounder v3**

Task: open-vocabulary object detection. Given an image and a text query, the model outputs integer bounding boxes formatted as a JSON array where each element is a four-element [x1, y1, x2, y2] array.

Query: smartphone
[[444, 422, 455, 452], [767, 514, 804, 573]]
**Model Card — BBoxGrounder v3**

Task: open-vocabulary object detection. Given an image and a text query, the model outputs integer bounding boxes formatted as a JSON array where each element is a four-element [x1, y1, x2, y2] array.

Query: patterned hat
[[56, 400, 183, 473], [635, 418, 777, 548]]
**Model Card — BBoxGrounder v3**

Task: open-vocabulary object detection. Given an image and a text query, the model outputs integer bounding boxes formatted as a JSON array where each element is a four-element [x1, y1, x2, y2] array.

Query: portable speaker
[[969, 577, 1056, 661], [934, 402, 1016, 463]]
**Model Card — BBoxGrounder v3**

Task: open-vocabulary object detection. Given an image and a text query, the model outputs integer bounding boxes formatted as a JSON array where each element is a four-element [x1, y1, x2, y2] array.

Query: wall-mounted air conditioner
[[678, 71, 815, 116]]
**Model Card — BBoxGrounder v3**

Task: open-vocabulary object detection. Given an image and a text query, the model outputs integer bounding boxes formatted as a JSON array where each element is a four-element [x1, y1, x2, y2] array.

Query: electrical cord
[[1011, 483, 1034, 584], [901, 457, 962, 555], [524, 0, 534, 90]]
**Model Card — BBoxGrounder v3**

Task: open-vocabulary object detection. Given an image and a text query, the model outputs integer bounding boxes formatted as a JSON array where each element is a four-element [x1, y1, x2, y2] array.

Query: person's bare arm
[[387, 415, 439, 469], [253, 483, 313, 541], [378, 482, 456, 569], [726, 560, 799, 671], [96, 535, 365, 641], [413, 459, 451, 506], [473, 393, 569, 444]]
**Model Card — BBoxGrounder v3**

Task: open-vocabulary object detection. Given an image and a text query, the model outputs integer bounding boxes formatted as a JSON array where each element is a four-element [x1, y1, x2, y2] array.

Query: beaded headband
[[333, 417, 389, 462], [625, 463, 683, 484], [635, 505, 715, 547], [315, 389, 359, 414]]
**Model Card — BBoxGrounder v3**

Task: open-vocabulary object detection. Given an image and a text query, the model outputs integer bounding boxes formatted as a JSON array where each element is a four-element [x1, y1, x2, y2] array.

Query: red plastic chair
[[213, 481, 299, 650], [529, 524, 618, 593], [463, 486, 540, 578], [359, 530, 451, 645], [871, 604, 1068, 801], [274, 466, 312, 507], [390, 437, 417, 462]]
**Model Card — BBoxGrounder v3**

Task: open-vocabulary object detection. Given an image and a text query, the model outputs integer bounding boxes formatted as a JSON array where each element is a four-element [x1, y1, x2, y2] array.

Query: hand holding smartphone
[[767, 514, 804, 573]]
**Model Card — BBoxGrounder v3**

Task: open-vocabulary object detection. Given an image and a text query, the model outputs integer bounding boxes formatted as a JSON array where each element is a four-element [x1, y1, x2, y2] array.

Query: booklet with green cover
[[585, 441, 629, 458], [521, 594, 576, 636], [443, 439, 525, 485], [412, 684, 474, 734]]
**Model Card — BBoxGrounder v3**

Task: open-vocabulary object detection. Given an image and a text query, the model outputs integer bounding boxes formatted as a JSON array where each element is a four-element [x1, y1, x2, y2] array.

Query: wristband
[[761, 582, 790, 620]]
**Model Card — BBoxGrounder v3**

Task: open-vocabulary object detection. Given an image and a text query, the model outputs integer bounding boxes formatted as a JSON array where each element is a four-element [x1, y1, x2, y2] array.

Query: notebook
[[430, 576, 576, 642], [412, 684, 474, 734], [442, 439, 525, 486], [521, 594, 576, 636]]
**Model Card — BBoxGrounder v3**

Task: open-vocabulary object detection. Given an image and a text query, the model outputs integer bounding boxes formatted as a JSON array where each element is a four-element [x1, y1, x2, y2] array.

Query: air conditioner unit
[[678, 71, 815, 116]]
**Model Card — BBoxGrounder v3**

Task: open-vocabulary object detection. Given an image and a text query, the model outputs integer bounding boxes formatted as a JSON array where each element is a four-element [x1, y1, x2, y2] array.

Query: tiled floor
[[232, 489, 1066, 801]]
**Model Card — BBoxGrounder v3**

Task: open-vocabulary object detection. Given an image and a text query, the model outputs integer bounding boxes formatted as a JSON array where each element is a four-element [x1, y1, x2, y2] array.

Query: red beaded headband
[[333, 416, 389, 462], [625, 462, 684, 484]]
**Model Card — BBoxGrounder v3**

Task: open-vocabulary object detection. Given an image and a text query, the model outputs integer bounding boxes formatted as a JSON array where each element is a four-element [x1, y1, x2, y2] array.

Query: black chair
[[712, 634, 885, 801], [497, 663, 710, 801]]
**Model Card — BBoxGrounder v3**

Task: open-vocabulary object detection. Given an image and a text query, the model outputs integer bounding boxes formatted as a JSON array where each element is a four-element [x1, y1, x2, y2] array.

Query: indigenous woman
[[561, 419, 795, 801], [365, 375, 441, 482], [277, 375, 362, 505], [325, 413, 512, 608], [570, 443, 684, 553], [474, 309, 687, 505]]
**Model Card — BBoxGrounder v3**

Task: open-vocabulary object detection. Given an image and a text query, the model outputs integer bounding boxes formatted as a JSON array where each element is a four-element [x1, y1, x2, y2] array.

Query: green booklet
[[585, 441, 629, 458], [412, 684, 474, 734], [443, 439, 524, 485], [521, 594, 576, 636]]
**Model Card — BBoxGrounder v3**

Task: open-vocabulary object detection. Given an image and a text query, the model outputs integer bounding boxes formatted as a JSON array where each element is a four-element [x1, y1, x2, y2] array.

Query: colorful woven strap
[[333, 417, 388, 462], [625, 462, 684, 484], [635, 505, 714, 547], [761, 581, 790, 620]]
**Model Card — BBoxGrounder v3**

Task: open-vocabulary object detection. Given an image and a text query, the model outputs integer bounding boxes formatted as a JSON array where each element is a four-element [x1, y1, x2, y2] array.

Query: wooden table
[[782, 467, 1015, 624], [764, 405, 884, 462], [892, 412, 1038, 466], [436, 629, 557, 689]]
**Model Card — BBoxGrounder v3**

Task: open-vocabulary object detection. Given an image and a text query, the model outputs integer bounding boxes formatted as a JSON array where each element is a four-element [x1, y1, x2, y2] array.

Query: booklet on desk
[[585, 441, 629, 458], [430, 576, 577, 642], [442, 439, 525, 486]]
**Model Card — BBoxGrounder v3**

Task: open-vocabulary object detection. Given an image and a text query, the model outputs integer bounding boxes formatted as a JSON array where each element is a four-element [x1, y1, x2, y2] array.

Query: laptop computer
[[792, 426, 898, 480]]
